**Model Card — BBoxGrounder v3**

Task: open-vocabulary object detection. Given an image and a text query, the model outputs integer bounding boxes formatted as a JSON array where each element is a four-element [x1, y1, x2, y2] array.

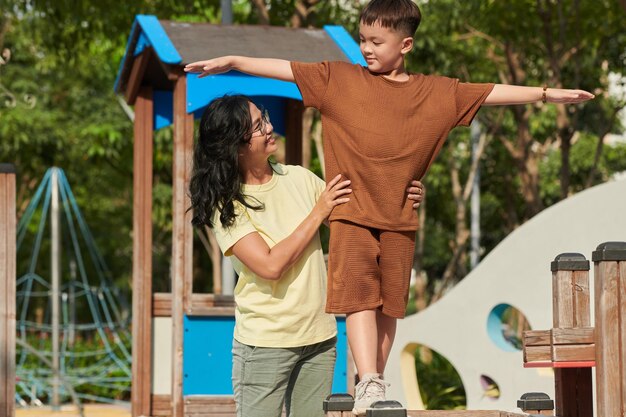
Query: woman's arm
[[184, 56, 295, 82], [483, 84, 594, 106], [230, 175, 350, 281]]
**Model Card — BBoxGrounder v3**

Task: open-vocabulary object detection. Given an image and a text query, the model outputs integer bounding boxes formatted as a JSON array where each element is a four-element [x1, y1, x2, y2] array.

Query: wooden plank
[[551, 327, 594, 344], [153, 293, 235, 317], [555, 367, 593, 417], [171, 71, 195, 417], [132, 86, 154, 417], [620, 260, 626, 417], [594, 260, 621, 417], [552, 344, 595, 362], [523, 330, 550, 346], [125, 49, 152, 105], [284, 99, 304, 166], [0, 168, 16, 417], [152, 394, 170, 416], [553, 269, 576, 328], [551, 259, 592, 417], [571, 270, 591, 327], [0, 174, 8, 417], [524, 345, 551, 363]]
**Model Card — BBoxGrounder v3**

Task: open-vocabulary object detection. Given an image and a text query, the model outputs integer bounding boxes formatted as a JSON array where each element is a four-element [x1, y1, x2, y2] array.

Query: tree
[[406, 0, 626, 308]]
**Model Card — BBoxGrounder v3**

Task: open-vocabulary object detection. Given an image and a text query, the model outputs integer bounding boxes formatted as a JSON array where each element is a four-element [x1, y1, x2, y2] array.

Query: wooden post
[[592, 242, 626, 417], [285, 99, 304, 166], [0, 163, 16, 417], [550, 253, 593, 417], [132, 87, 154, 417], [171, 71, 195, 417]]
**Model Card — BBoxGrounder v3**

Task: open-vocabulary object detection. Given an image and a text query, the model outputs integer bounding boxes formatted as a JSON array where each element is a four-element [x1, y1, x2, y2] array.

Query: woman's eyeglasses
[[251, 109, 271, 136]]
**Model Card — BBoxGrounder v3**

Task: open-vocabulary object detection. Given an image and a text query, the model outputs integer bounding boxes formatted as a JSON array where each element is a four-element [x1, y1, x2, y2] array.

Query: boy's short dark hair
[[360, 0, 421, 37]]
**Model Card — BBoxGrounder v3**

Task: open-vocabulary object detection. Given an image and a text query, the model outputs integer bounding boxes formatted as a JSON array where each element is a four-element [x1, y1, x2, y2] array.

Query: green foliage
[[414, 345, 466, 410], [16, 334, 131, 402]]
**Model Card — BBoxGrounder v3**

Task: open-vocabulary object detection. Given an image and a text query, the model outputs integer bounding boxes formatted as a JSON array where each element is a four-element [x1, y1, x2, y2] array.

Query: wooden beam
[[0, 164, 16, 417], [550, 253, 593, 417], [285, 99, 304, 165], [152, 293, 235, 317], [171, 70, 195, 417], [131, 87, 154, 417], [125, 49, 152, 106], [592, 242, 626, 417]]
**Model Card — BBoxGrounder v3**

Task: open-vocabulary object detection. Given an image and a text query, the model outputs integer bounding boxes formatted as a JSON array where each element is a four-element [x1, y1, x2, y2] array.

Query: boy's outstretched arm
[[483, 84, 594, 106], [184, 56, 294, 82]]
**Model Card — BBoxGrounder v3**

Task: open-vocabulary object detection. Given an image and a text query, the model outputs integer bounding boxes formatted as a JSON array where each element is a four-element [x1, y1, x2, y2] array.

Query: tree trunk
[[250, 0, 270, 25]]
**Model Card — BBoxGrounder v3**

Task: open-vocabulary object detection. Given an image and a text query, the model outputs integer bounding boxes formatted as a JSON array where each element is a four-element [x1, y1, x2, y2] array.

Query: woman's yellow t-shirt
[[211, 164, 336, 348]]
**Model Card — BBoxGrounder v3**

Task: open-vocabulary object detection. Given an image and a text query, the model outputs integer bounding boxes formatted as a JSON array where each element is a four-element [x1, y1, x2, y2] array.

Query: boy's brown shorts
[[326, 220, 416, 319]]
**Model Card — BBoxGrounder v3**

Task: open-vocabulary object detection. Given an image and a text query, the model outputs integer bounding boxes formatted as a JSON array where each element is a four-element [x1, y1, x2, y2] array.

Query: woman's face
[[240, 102, 278, 160]]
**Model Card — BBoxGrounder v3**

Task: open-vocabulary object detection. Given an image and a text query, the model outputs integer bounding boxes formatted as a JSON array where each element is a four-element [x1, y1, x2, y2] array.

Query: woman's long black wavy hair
[[189, 94, 264, 229]]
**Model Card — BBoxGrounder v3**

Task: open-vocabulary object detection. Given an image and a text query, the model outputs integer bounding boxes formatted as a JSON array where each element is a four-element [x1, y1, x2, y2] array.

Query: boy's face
[[359, 21, 413, 74]]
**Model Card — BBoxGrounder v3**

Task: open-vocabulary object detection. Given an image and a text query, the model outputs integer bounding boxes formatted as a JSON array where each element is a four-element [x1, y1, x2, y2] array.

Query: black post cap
[[551, 253, 589, 271], [592, 241, 626, 262], [517, 392, 554, 411], [0, 163, 16, 174], [322, 393, 354, 412], [366, 400, 406, 417]]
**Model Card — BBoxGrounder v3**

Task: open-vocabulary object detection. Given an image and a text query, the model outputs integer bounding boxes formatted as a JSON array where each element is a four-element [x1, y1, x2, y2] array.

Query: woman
[[188, 95, 424, 417]]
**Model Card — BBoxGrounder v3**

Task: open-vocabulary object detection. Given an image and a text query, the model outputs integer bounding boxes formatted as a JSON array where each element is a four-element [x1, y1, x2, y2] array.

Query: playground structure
[[385, 176, 626, 410], [9, 167, 131, 410], [321, 242, 626, 417], [523, 243, 626, 417], [113, 16, 367, 417]]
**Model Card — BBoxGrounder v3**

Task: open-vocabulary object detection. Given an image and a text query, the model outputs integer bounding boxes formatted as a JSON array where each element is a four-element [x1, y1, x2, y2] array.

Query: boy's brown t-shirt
[[291, 61, 495, 231]]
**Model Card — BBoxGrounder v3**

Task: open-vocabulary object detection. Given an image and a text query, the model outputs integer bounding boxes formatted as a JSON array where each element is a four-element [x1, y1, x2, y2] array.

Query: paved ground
[[16, 404, 131, 417]]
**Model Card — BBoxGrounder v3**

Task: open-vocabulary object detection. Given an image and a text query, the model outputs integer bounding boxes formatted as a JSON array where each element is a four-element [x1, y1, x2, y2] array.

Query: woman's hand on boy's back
[[407, 180, 425, 209], [314, 175, 351, 221]]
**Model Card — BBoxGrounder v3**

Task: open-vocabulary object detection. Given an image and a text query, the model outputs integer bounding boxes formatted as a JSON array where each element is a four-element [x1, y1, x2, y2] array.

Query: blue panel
[[136, 15, 182, 64], [187, 71, 302, 114], [154, 90, 173, 130], [250, 96, 286, 137], [183, 315, 236, 395], [324, 25, 367, 66], [183, 315, 349, 396], [333, 317, 348, 393]]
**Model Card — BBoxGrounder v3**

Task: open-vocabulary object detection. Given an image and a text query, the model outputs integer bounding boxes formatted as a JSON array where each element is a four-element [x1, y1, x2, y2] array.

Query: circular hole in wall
[[479, 374, 501, 400], [412, 344, 467, 410], [487, 303, 531, 352]]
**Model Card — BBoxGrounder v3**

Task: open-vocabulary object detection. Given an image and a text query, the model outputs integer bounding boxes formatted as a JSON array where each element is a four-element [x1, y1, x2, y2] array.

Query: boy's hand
[[184, 57, 234, 78], [407, 180, 425, 209], [546, 88, 595, 104]]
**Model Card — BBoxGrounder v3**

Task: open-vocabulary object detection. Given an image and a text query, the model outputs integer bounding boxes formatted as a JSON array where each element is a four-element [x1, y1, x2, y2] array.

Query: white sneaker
[[352, 373, 390, 415]]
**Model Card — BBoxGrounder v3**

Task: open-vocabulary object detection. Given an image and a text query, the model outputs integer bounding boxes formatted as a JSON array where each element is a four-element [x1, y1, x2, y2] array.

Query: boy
[[185, 0, 593, 414]]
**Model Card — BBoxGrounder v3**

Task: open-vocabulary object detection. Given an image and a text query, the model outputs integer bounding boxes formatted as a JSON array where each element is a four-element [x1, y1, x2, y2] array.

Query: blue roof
[[114, 15, 365, 130]]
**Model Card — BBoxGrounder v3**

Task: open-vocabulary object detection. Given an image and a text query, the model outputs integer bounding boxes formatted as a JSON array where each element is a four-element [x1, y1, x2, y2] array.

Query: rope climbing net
[[15, 167, 131, 408]]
